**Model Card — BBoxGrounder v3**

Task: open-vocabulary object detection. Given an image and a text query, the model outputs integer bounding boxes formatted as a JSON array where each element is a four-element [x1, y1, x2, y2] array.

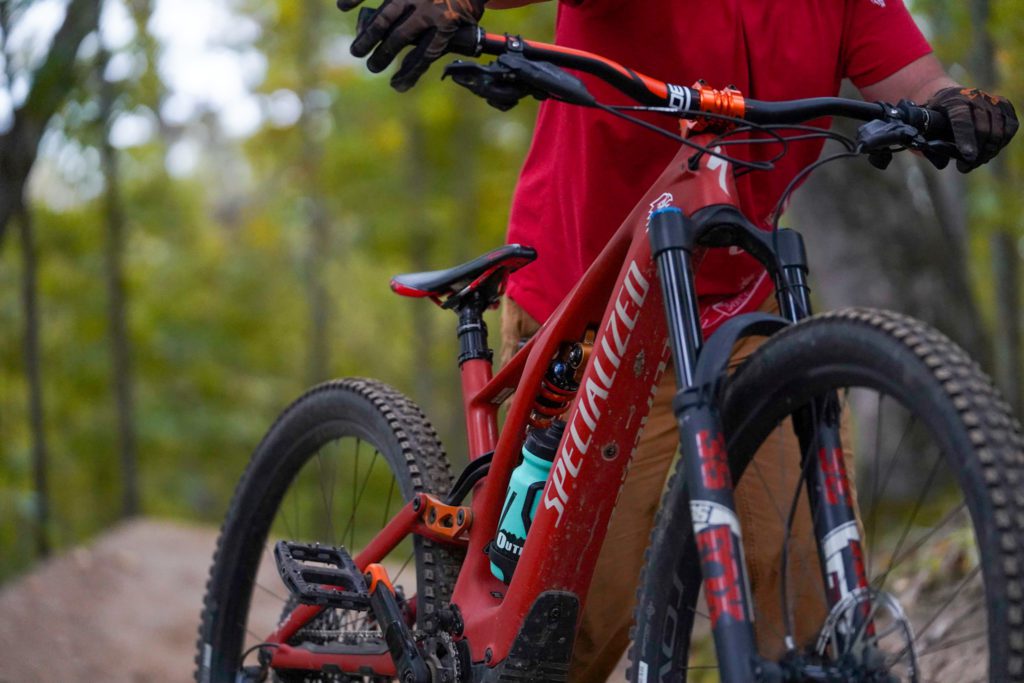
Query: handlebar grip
[[448, 25, 483, 56], [922, 108, 951, 140], [901, 104, 951, 141], [355, 6, 481, 56]]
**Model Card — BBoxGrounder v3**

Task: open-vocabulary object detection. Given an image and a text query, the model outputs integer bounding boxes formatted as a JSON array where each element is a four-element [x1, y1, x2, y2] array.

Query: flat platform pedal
[[274, 541, 371, 611]]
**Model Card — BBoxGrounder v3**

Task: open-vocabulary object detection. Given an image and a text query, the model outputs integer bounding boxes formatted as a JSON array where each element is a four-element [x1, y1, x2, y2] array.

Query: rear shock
[[528, 337, 592, 429]]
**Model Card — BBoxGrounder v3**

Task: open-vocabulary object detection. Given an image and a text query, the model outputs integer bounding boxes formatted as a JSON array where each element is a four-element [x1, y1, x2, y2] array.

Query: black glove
[[339, 0, 486, 92], [926, 86, 1019, 172]]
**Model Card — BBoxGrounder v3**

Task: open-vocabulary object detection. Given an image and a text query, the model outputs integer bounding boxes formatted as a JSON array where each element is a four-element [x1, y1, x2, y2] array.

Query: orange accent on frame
[[364, 563, 395, 595], [418, 493, 473, 542]]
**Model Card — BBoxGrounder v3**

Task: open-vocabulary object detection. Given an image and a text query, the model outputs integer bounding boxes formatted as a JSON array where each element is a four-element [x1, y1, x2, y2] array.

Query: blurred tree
[[2, 0, 101, 559], [911, 0, 1023, 410], [297, 0, 332, 384], [14, 206, 49, 557], [968, 0, 1020, 411], [97, 44, 140, 518], [0, 0, 101, 244]]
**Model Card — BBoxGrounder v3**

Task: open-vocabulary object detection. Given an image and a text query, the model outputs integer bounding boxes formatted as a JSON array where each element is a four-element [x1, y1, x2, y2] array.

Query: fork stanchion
[[648, 207, 703, 389]]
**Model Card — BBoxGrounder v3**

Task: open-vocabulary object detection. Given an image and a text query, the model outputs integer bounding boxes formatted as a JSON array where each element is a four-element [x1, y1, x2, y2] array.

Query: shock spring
[[528, 340, 591, 429]]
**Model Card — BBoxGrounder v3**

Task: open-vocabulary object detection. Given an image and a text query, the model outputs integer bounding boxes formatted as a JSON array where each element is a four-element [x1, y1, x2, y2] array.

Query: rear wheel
[[629, 309, 1024, 682], [195, 379, 463, 682]]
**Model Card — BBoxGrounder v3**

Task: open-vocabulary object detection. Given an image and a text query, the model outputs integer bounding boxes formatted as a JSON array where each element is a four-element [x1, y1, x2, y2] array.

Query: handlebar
[[355, 8, 952, 142]]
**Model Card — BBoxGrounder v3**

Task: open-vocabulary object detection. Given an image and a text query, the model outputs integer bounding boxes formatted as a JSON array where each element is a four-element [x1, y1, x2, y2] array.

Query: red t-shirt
[[506, 0, 932, 324]]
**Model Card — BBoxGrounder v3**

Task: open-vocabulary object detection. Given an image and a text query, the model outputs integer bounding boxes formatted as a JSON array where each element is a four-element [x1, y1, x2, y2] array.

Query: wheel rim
[[724, 383, 991, 683], [239, 434, 416, 682]]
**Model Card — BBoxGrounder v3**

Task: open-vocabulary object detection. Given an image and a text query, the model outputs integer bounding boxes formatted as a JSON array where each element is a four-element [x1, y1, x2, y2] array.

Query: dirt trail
[[0, 518, 983, 682], [0, 519, 217, 683], [0, 519, 628, 682]]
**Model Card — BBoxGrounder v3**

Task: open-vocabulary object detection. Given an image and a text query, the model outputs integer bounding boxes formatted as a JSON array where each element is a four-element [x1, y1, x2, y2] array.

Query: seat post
[[456, 295, 492, 366], [454, 294, 498, 460]]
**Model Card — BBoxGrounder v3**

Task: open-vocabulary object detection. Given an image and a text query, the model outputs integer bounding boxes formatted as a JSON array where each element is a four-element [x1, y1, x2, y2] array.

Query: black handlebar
[[353, 8, 952, 144]]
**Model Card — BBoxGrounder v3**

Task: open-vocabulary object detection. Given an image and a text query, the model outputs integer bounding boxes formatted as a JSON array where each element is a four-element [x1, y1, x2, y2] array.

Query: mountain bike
[[195, 15, 1024, 683]]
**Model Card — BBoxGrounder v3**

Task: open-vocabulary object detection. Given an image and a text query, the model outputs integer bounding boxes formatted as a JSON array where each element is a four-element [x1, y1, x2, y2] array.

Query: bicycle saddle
[[390, 244, 537, 306]]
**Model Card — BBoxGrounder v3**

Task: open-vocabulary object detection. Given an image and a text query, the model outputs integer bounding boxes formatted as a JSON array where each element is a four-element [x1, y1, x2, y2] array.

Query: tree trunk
[[405, 115, 436, 412], [445, 92, 484, 457], [99, 48, 140, 518], [789, 120, 985, 362], [298, 1, 331, 384], [17, 206, 50, 558], [0, 0, 101, 247], [969, 0, 1020, 411]]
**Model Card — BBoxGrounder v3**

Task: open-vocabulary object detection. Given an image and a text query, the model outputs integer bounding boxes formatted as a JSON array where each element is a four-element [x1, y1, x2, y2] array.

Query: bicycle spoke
[[383, 476, 397, 529], [871, 452, 944, 594], [339, 449, 383, 550], [351, 439, 361, 549], [392, 550, 415, 586], [866, 391, 885, 579], [884, 500, 966, 573], [917, 630, 987, 658], [688, 604, 711, 621], [280, 492, 296, 541], [911, 564, 982, 647], [746, 419, 827, 645], [316, 448, 338, 546], [255, 580, 288, 604], [871, 412, 919, 528]]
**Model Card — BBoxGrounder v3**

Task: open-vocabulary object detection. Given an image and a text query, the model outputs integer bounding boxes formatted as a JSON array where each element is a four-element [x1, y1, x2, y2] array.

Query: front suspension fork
[[651, 208, 759, 681], [775, 232, 871, 649], [649, 209, 867, 680]]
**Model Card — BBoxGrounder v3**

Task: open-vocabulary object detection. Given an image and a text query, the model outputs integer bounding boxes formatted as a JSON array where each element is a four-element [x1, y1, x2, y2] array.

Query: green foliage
[[6, 0, 1021, 586], [0, 0, 553, 581]]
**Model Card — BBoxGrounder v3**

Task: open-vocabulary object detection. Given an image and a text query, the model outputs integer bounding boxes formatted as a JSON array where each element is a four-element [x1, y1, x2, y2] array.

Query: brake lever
[[918, 140, 956, 170], [443, 53, 596, 111], [501, 54, 595, 107], [442, 60, 532, 111], [856, 119, 960, 171]]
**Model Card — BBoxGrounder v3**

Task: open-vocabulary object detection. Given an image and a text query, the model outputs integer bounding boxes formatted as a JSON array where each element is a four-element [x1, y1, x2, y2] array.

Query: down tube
[[498, 232, 671, 637]]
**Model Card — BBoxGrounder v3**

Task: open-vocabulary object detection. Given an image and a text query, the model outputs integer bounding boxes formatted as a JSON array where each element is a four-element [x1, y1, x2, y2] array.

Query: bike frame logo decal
[[691, 500, 751, 626], [648, 192, 674, 213], [697, 430, 731, 490], [707, 146, 730, 196], [819, 447, 852, 506], [822, 520, 865, 602], [543, 260, 650, 525]]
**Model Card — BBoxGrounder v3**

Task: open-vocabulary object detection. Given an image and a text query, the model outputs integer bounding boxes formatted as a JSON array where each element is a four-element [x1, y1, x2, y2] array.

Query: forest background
[[0, 0, 1021, 583]]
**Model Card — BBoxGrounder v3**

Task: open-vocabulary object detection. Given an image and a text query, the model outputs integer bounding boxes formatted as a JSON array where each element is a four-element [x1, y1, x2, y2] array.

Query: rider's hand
[[925, 86, 1019, 172], [339, 0, 486, 92]]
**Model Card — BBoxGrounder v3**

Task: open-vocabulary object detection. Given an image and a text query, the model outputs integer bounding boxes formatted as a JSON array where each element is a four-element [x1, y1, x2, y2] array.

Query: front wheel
[[629, 308, 1024, 682], [195, 378, 464, 682]]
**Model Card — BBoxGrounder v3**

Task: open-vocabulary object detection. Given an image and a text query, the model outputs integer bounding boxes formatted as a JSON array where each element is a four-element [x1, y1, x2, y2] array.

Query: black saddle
[[391, 244, 537, 308]]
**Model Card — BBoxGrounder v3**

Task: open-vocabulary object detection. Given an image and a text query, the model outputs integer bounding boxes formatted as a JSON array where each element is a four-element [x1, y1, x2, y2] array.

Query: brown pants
[[500, 297, 834, 681]]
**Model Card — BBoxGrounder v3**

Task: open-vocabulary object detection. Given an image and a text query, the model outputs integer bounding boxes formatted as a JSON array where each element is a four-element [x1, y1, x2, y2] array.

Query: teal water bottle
[[489, 420, 566, 583]]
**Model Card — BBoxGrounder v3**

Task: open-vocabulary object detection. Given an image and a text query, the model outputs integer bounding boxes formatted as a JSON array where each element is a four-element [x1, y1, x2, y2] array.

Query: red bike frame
[[258, 21, 943, 675], [264, 129, 740, 673]]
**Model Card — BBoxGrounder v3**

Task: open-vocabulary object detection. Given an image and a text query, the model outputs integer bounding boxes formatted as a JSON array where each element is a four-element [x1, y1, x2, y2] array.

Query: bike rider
[[338, 0, 1019, 680]]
